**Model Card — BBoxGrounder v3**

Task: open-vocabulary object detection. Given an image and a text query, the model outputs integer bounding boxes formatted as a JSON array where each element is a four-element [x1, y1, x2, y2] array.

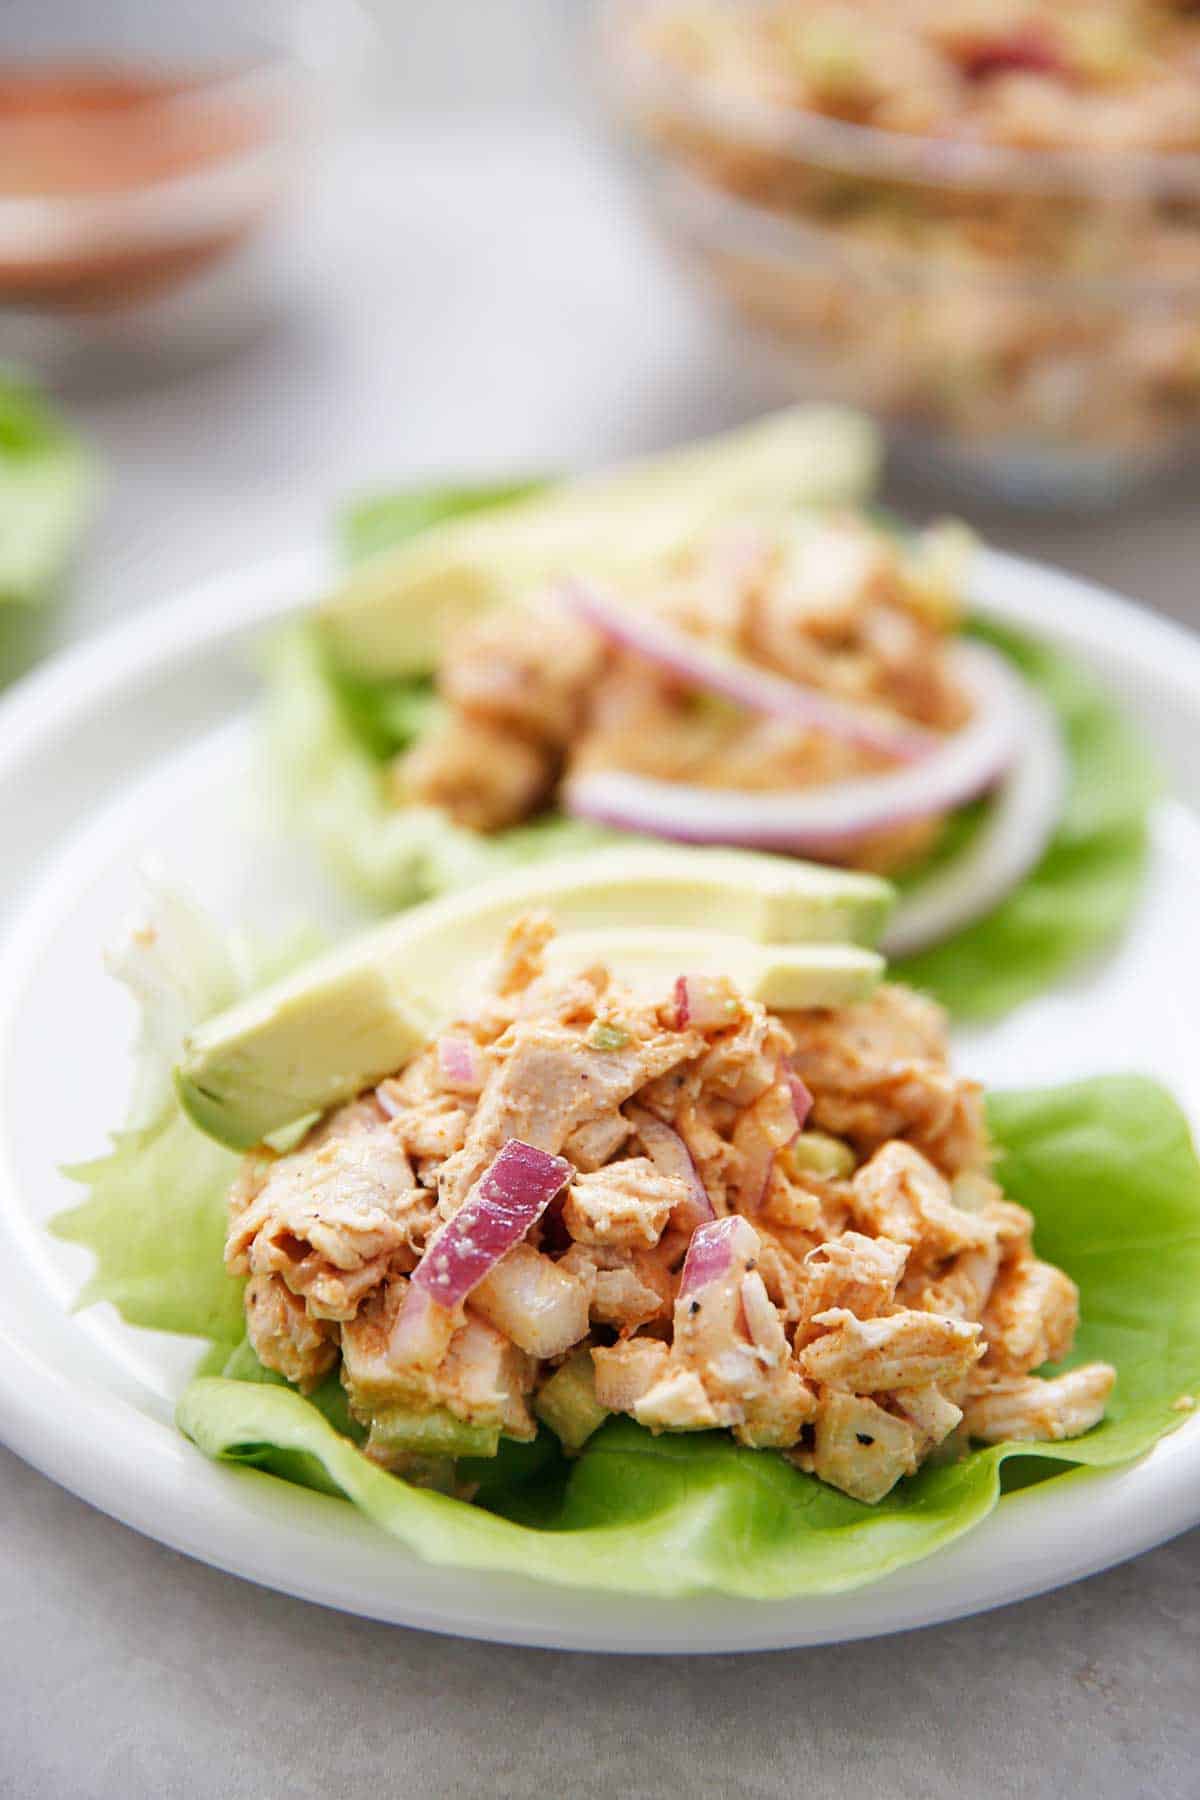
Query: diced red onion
[[626, 1103, 714, 1226], [882, 684, 1066, 959], [961, 29, 1063, 81], [564, 642, 1025, 855], [558, 577, 935, 761], [785, 1070, 813, 1137], [391, 1140, 572, 1354], [679, 1214, 760, 1297], [437, 1032, 483, 1094], [674, 973, 740, 1031]]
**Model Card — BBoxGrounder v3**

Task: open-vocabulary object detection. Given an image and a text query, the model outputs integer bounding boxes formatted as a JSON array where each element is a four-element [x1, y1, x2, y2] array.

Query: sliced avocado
[[177, 846, 892, 1150], [534, 1351, 609, 1454], [320, 408, 880, 677], [177, 944, 436, 1150], [541, 929, 882, 1012]]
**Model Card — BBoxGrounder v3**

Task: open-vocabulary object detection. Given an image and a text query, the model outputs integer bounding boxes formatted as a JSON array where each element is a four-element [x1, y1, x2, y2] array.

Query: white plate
[[0, 546, 1198, 1653]]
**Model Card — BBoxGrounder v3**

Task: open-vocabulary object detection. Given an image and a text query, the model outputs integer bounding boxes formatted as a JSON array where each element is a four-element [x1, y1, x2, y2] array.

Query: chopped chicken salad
[[227, 910, 1113, 1504]]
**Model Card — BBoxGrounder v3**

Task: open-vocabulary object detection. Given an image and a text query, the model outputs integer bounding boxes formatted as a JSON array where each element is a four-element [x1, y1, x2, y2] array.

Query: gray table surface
[[2, 119, 1198, 1798]]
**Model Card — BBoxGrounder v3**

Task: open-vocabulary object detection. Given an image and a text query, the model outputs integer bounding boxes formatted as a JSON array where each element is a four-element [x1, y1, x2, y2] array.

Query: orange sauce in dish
[[0, 61, 272, 308]]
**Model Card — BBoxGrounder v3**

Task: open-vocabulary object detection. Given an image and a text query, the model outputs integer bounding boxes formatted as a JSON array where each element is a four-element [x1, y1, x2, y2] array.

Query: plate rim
[[0, 540, 1198, 1653]]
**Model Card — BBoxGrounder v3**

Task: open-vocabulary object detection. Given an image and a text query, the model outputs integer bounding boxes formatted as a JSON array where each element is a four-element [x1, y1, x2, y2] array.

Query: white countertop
[[2, 117, 1197, 1799]]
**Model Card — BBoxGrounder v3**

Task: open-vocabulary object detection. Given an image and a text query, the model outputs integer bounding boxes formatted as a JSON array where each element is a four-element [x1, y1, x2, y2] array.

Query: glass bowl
[[598, 0, 1200, 507], [0, 0, 369, 383]]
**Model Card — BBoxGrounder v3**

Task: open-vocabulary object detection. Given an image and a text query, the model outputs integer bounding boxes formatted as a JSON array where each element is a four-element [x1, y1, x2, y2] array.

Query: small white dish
[[0, 544, 1197, 1652]]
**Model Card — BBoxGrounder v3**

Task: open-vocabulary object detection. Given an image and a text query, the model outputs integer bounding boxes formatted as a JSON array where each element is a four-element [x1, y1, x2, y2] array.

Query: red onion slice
[[679, 1214, 760, 1297], [785, 1071, 813, 1135], [559, 578, 936, 762], [390, 1139, 572, 1357], [961, 29, 1064, 81], [883, 683, 1067, 959], [626, 1103, 714, 1226], [564, 642, 1025, 854]]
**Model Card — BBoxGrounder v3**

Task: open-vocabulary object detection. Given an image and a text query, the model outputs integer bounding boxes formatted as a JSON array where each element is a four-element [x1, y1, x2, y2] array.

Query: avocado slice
[[540, 928, 882, 1011], [176, 846, 892, 1151], [320, 408, 880, 678]]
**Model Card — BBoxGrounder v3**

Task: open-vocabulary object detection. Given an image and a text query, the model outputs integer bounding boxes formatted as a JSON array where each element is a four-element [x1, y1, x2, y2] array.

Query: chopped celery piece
[[366, 1407, 501, 1461], [534, 1351, 609, 1454]]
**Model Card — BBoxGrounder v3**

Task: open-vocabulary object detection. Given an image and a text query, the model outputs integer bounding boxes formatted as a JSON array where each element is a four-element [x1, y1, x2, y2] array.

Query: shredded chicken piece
[[396, 714, 554, 833], [493, 911, 556, 998], [226, 1105, 431, 1322], [963, 1365, 1116, 1444], [980, 1256, 1079, 1375], [439, 604, 603, 745], [564, 1158, 688, 1248], [561, 1241, 675, 1330], [436, 1016, 701, 1214], [800, 1306, 983, 1391], [851, 1141, 997, 1266], [786, 984, 989, 1175], [563, 1111, 632, 1171], [592, 1338, 671, 1410], [244, 1272, 338, 1392], [892, 1383, 964, 1456], [792, 1231, 909, 1347]]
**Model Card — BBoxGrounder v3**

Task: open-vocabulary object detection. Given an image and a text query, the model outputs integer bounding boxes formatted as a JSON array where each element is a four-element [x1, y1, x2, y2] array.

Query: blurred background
[[0, 0, 1197, 682]]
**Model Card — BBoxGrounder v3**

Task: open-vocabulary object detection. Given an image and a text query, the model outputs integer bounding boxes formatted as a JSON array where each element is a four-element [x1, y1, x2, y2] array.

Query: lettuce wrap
[[264, 479, 1152, 1022], [52, 876, 1200, 1599]]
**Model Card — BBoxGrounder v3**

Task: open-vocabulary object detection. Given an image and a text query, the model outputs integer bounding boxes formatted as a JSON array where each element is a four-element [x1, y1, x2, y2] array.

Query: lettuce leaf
[[893, 623, 1155, 1019], [176, 1075, 1200, 1597], [0, 369, 94, 606], [51, 875, 315, 1350]]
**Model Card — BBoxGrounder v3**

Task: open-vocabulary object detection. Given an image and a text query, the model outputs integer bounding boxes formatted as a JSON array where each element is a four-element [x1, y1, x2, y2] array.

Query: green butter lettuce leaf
[[52, 872, 247, 1345], [51, 876, 319, 1351], [0, 369, 94, 606], [56, 1111, 246, 1346], [894, 623, 1156, 1019], [175, 1074, 1200, 1598]]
